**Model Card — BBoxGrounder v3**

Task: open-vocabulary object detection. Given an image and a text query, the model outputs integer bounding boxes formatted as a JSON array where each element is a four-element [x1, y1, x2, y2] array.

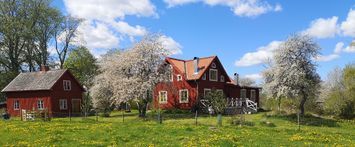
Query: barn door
[[71, 99, 81, 113]]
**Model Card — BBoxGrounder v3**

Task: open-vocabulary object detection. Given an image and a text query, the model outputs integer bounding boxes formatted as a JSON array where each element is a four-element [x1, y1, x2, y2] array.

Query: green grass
[[0, 111, 354, 146]]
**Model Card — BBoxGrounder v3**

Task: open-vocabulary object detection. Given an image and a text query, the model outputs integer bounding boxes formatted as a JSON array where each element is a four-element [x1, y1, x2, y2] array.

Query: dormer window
[[63, 80, 71, 91], [211, 63, 216, 68], [209, 69, 218, 81], [177, 75, 182, 81], [220, 75, 225, 82]]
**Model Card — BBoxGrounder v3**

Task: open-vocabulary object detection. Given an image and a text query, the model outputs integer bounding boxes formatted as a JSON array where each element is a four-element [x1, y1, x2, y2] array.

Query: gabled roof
[[1, 69, 83, 92], [166, 56, 231, 81]]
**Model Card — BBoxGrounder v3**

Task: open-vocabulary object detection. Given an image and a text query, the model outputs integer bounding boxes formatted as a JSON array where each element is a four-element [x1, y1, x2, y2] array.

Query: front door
[[71, 99, 81, 113]]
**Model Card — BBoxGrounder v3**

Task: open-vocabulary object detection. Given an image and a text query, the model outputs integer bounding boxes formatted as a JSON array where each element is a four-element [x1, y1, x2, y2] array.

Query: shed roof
[[1, 70, 67, 92]]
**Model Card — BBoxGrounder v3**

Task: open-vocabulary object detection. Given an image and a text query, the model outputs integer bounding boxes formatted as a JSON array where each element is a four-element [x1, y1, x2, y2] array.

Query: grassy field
[[0, 110, 354, 146]]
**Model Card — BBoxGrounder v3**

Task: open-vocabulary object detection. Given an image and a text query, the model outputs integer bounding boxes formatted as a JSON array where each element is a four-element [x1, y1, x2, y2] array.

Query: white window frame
[[14, 100, 20, 110], [220, 75, 225, 82], [63, 80, 71, 91], [241, 89, 247, 98], [209, 69, 218, 81], [159, 91, 168, 104], [204, 88, 211, 97], [202, 73, 206, 80], [179, 89, 189, 103], [250, 90, 256, 101], [211, 62, 216, 68], [37, 100, 44, 110], [177, 74, 182, 81], [59, 99, 68, 110], [170, 65, 174, 82], [216, 89, 224, 95]]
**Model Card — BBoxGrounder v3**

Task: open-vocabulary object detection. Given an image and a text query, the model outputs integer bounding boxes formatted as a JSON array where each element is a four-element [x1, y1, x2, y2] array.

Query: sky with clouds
[[52, 0, 355, 82]]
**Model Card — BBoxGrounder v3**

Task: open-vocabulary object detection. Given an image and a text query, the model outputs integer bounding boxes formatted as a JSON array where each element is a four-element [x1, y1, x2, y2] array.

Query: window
[[250, 90, 256, 101], [63, 80, 71, 91], [179, 89, 189, 103], [37, 100, 44, 110], [59, 99, 68, 110], [177, 75, 182, 81], [217, 89, 224, 95], [14, 100, 20, 110], [209, 69, 218, 81], [159, 91, 168, 104], [204, 88, 211, 97], [220, 75, 225, 82], [240, 89, 247, 98], [202, 73, 206, 80], [211, 62, 216, 68]]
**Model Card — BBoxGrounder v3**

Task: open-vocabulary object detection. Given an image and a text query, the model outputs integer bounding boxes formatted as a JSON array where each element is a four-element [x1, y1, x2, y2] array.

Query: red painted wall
[[5, 70, 83, 117]]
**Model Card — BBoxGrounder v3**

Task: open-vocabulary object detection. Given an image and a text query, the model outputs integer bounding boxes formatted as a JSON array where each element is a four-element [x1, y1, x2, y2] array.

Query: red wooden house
[[154, 56, 261, 110], [1, 66, 85, 117]]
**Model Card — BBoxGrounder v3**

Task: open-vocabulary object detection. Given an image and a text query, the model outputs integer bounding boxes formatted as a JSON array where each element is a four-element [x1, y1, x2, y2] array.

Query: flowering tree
[[91, 34, 171, 117], [263, 34, 321, 115]]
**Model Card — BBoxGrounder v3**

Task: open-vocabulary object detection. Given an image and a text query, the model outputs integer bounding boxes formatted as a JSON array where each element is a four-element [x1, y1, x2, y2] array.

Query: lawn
[[0, 111, 354, 146]]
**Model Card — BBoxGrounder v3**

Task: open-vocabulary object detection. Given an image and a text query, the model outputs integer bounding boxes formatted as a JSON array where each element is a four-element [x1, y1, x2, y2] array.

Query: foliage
[[91, 34, 171, 117], [0, 71, 18, 102], [204, 89, 227, 114], [64, 46, 98, 88], [0, 111, 354, 146], [239, 77, 256, 86], [321, 63, 355, 119], [263, 34, 321, 115]]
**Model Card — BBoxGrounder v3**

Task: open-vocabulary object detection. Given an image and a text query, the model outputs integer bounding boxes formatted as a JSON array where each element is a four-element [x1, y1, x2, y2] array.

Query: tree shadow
[[266, 113, 339, 127]]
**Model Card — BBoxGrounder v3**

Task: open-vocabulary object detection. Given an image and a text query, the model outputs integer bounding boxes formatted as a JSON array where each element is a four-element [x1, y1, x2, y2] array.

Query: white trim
[[14, 100, 20, 110], [216, 89, 224, 95], [241, 89, 247, 98], [209, 69, 218, 81], [177, 74, 182, 81], [63, 80, 71, 91], [159, 91, 168, 104], [37, 99, 44, 110], [179, 89, 189, 103], [204, 88, 211, 97], [59, 99, 68, 110], [211, 62, 216, 68]]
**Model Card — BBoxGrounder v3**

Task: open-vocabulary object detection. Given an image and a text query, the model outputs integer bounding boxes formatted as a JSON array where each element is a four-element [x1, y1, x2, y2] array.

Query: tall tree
[[91, 34, 171, 117], [263, 34, 321, 115], [55, 16, 81, 69], [239, 77, 256, 86]]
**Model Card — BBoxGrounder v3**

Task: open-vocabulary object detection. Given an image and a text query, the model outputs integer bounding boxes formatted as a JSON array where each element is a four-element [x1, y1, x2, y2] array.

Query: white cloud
[[159, 35, 183, 55], [334, 42, 344, 54], [243, 73, 263, 81], [63, 0, 157, 55], [344, 45, 355, 53], [76, 21, 120, 50], [164, 0, 282, 17], [303, 16, 339, 39], [235, 41, 282, 67], [341, 9, 355, 37], [314, 54, 339, 62], [63, 0, 157, 20]]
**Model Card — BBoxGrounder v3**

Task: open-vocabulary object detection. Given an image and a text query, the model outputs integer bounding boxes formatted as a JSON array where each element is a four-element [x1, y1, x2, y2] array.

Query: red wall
[[5, 71, 83, 117]]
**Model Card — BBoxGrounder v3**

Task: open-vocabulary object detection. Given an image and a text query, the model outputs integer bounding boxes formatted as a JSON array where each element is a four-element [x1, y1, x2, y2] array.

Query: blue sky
[[53, 0, 355, 82]]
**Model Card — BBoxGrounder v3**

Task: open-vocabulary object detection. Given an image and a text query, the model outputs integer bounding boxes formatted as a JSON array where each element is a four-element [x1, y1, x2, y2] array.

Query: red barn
[[1, 66, 85, 117], [154, 56, 261, 111]]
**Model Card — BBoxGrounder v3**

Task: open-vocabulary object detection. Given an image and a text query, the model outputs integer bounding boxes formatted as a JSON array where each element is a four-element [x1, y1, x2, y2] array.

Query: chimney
[[234, 73, 239, 85], [193, 57, 199, 74], [40, 65, 50, 72]]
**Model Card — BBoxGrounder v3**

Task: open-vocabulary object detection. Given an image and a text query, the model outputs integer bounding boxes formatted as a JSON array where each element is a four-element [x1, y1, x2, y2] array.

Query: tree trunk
[[299, 94, 307, 115], [137, 101, 148, 117]]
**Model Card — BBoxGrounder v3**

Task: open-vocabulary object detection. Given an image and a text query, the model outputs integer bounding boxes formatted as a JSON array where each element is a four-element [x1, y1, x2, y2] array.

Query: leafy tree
[[64, 46, 98, 87], [205, 89, 227, 126], [239, 77, 256, 86], [263, 34, 321, 115], [91, 34, 171, 117]]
